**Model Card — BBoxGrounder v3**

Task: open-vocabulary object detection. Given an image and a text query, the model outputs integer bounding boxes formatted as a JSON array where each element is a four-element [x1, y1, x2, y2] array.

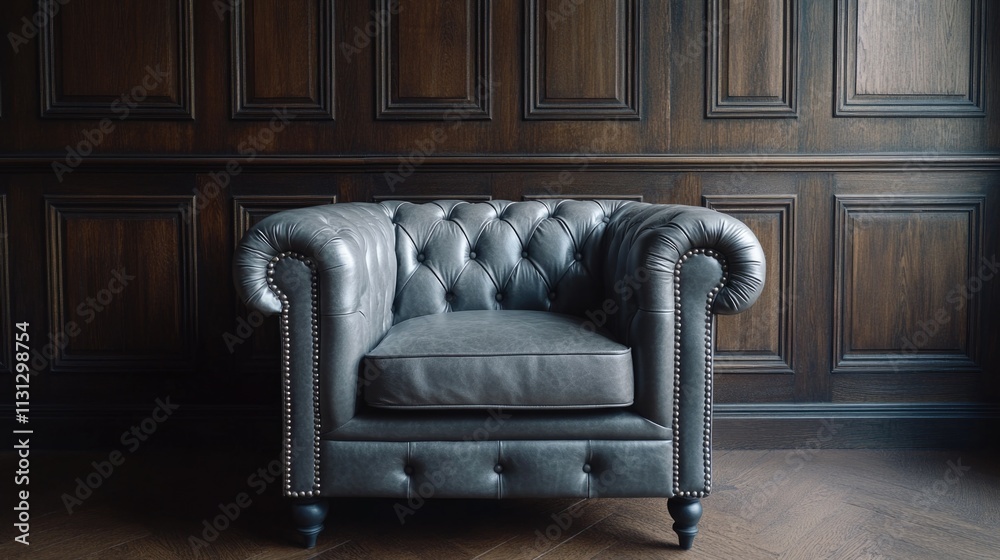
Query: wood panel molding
[[6, 154, 997, 173], [231, 0, 335, 119], [45, 195, 198, 372], [705, 195, 795, 373], [525, 0, 640, 120], [835, 0, 985, 117], [40, 0, 195, 120], [707, 0, 797, 118], [376, 0, 491, 120], [833, 194, 984, 374]]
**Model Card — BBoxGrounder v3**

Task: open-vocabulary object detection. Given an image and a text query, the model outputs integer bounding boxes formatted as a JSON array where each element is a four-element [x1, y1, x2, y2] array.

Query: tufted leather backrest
[[382, 199, 633, 324]]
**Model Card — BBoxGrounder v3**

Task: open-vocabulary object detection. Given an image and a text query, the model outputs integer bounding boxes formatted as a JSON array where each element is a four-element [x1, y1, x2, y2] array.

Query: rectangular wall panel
[[835, 0, 985, 116], [525, 0, 640, 120], [705, 196, 795, 373], [377, 0, 491, 120], [834, 195, 984, 373], [707, 0, 797, 117], [45, 196, 198, 372], [40, 0, 194, 119], [231, 0, 335, 119]]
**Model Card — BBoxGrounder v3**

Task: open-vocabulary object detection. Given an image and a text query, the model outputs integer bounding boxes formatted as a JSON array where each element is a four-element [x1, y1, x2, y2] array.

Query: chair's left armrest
[[234, 202, 397, 496]]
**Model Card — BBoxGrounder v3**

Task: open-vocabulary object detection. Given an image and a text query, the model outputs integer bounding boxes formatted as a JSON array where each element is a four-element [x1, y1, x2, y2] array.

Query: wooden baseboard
[[714, 403, 1000, 449]]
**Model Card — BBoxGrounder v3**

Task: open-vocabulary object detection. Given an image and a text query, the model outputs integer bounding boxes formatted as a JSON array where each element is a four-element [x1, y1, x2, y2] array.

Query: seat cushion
[[364, 310, 633, 409]]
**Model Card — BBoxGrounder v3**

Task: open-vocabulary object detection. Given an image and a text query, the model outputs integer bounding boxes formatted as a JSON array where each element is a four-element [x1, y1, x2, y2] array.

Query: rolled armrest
[[234, 203, 397, 494], [604, 203, 765, 497], [234, 203, 397, 320], [604, 203, 765, 318]]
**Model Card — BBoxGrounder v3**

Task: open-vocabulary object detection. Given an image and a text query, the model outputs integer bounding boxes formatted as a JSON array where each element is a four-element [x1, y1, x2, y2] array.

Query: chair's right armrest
[[233, 202, 397, 497], [603, 203, 765, 498]]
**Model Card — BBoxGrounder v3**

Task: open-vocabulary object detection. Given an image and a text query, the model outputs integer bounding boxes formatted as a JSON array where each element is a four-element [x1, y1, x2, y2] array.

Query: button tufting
[[417, 253, 425, 262], [469, 251, 477, 259], [445, 292, 455, 302], [495, 293, 504, 302], [574, 252, 582, 261], [521, 250, 528, 258], [404, 465, 414, 475], [548, 292, 556, 300], [602, 216, 610, 223], [493, 464, 503, 474], [582, 464, 592, 473]]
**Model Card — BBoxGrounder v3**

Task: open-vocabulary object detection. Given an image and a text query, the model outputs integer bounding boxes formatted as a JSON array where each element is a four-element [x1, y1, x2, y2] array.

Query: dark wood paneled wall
[[1, 0, 998, 448]]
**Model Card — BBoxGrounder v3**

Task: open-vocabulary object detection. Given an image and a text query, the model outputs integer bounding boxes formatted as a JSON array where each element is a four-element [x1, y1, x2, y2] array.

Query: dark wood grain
[[377, 0, 491, 120], [0, 0, 996, 448], [707, 0, 797, 117], [836, 0, 986, 116], [40, 0, 194, 119], [232, 0, 335, 119], [45, 195, 198, 372], [833, 194, 983, 375], [525, 0, 640, 120]]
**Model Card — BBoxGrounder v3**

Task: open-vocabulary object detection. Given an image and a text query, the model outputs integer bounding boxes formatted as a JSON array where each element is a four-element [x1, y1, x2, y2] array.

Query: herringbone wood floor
[[2, 449, 997, 559]]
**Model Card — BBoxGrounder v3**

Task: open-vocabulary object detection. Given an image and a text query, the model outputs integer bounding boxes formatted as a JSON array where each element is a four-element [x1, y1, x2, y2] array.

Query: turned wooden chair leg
[[291, 498, 329, 548], [667, 497, 703, 550]]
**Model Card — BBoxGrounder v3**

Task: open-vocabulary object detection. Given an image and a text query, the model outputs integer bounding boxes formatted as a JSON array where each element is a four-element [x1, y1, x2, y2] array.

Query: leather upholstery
[[364, 310, 633, 409], [382, 199, 629, 322], [234, 203, 397, 431], [320, 440, 672, 499], [233, 199, 766, 503], [325, 409, 671, 441]]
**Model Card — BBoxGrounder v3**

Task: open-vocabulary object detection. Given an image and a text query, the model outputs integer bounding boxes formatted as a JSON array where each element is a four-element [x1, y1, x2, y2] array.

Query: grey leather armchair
[[233, 199, 765, 549]]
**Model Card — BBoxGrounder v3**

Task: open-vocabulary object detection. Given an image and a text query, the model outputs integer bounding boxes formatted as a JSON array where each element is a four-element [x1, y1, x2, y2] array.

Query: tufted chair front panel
[[382, 199, 633, 324]]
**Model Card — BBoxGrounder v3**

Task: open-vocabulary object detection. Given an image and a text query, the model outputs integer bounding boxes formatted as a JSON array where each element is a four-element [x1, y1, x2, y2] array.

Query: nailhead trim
[[266, 252, 322, 498], [671, 248, 727, 498]]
